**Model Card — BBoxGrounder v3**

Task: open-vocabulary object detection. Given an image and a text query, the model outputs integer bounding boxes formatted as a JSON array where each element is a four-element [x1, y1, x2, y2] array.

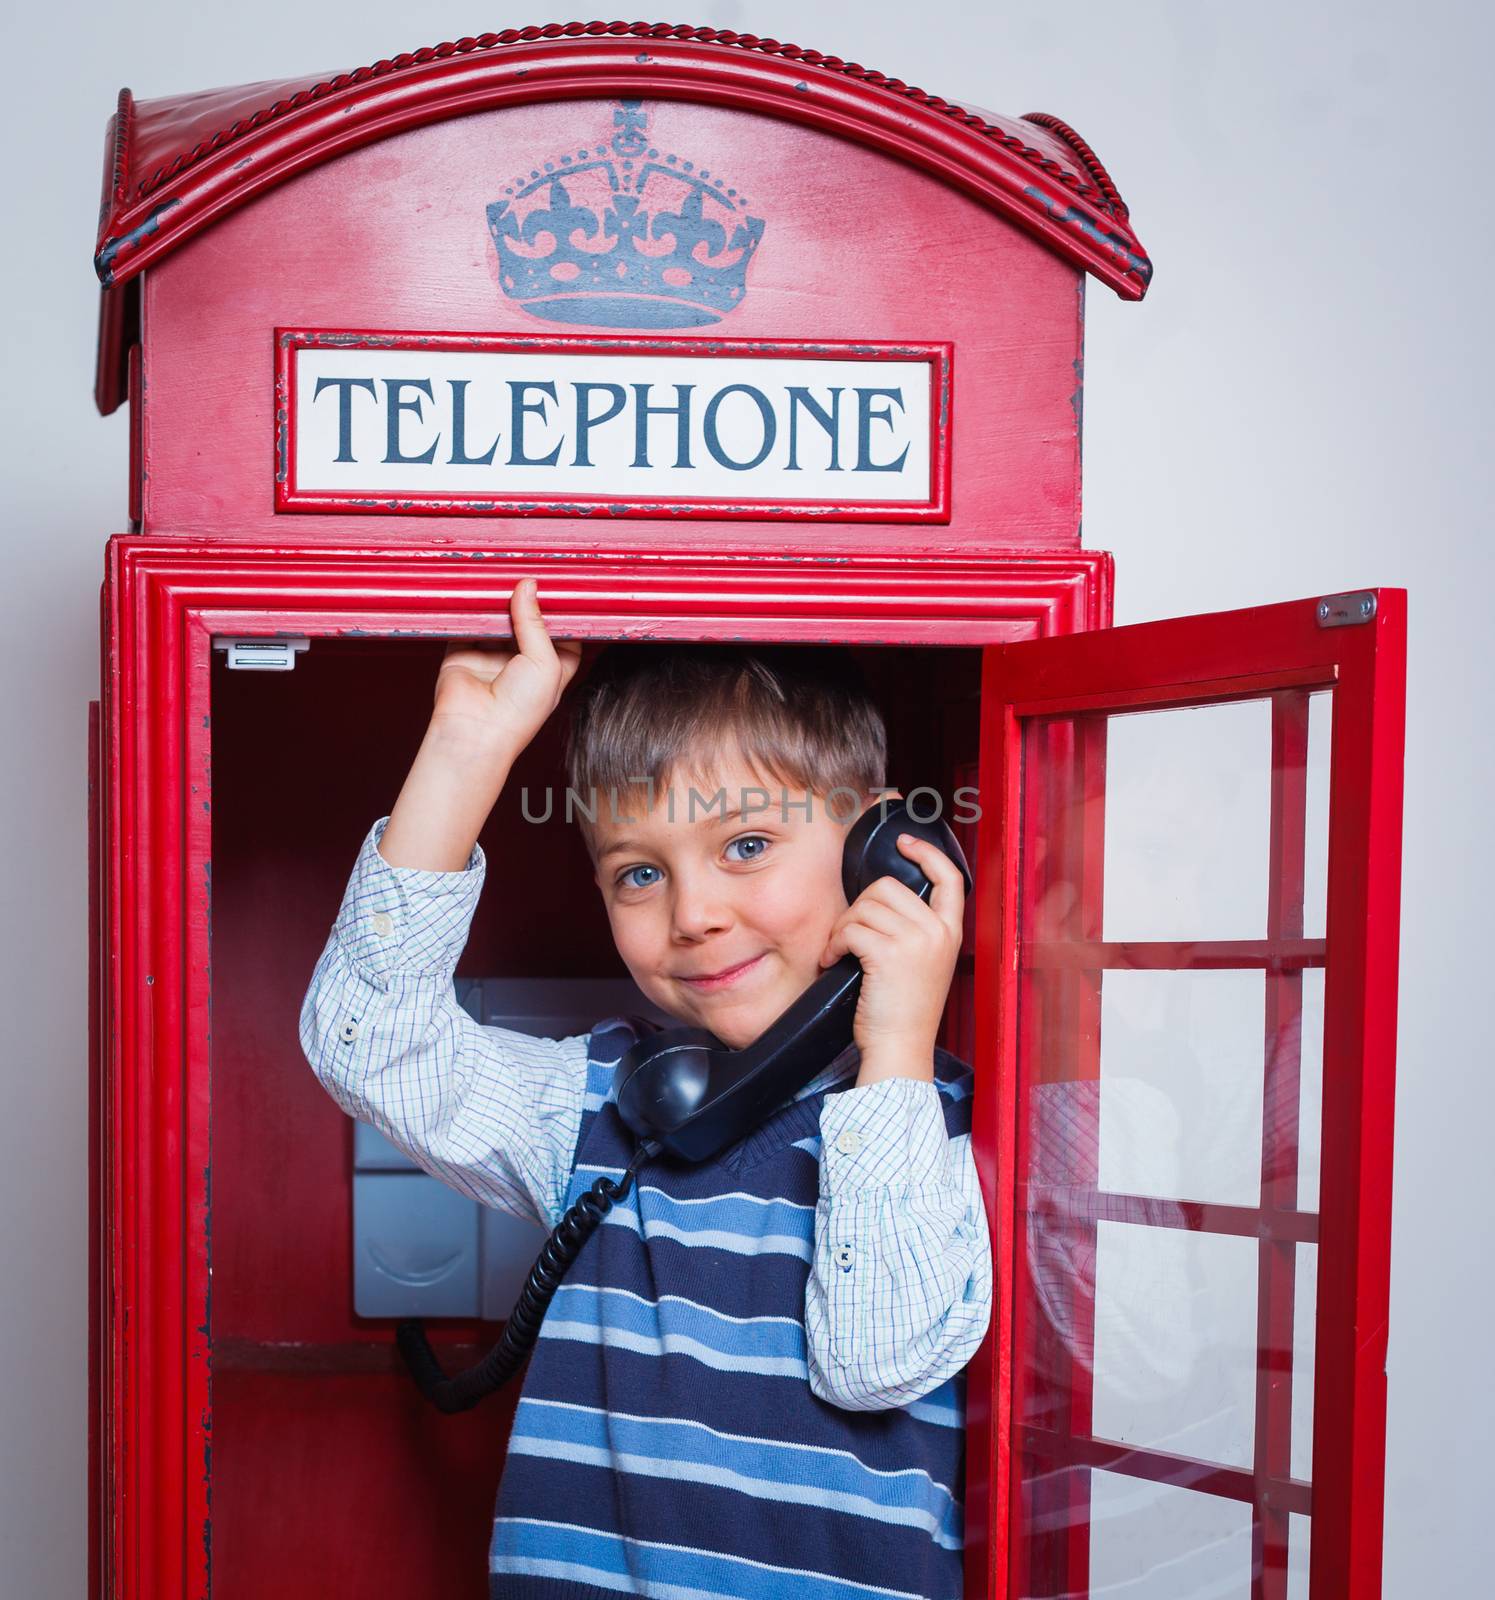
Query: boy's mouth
[[675, 953, 766, 991]]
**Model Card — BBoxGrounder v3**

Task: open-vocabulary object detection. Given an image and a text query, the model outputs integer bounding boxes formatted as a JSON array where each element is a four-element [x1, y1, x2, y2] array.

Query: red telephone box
[[87, 23, 1407, 1600]]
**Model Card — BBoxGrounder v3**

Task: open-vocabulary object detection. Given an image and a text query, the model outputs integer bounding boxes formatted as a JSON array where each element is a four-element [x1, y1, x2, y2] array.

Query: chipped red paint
[[95, 27, 1147, 288], [92, 24, 1150, 414]]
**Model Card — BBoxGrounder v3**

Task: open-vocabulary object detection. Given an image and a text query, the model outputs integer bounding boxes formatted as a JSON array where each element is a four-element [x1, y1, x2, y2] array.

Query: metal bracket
[[1315, 591, 1377, 629], [212, 636, 311, 671]]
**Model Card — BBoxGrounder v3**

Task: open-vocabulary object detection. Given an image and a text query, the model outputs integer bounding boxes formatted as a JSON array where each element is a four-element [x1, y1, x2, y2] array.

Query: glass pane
[[1303, 691, 1333, 942], [1297, 968, 1324, 1213], [1288, 1512, 1311, 1598], [1099, 700, 1271, 943], [1098, 970, 1265, 1207], [1088, 1471, 1253, 1599], [1292, 1243, 1318, 1482], [1020, 1079, 1098, 1431], [1091, 1223, 1258, 1469]]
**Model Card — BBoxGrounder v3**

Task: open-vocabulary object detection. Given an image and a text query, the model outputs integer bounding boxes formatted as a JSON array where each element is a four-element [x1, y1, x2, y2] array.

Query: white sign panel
[[276, 333, 950, 521]]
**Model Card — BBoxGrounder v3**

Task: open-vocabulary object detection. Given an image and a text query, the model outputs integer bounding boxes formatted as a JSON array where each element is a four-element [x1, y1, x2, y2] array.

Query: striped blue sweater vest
[[488, 1016, 973, 1600]]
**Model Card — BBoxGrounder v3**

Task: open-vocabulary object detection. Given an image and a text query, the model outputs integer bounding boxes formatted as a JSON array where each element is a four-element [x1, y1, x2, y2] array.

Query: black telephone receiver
[[397, 797, 974, 1412]]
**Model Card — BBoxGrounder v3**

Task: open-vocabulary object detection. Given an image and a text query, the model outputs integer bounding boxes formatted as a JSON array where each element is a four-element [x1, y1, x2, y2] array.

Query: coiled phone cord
[[395, 1139, 660, 1413]]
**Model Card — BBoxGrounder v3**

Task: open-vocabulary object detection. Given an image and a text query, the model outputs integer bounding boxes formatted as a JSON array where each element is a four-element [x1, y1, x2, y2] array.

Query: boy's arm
[[298, 814, 588, 1229], [804, 1075, 992, 1411], [300, 576, 587, 1222]]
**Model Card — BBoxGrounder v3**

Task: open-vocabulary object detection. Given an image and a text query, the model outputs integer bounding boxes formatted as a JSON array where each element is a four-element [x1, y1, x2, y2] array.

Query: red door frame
[[972, 591, 1406, 1599], [92, 534, 1108, 1598]]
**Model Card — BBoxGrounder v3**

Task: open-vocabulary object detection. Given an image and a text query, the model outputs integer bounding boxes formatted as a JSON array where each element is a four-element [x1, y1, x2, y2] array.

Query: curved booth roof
[[93, 21, 1151, 412]]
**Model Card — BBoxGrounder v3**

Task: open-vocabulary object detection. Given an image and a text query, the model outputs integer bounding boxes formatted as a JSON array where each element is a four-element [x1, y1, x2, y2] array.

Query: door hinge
[[213, 637, 311, 671], [1315, 591, 1377, 628]]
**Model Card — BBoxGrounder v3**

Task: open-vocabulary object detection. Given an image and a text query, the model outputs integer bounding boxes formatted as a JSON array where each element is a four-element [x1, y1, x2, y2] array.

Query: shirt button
[[835, 1129, 865, 1156], [835, 1245, 855, 1271], [340, 1020, 361, 1043], [369, 911, 394, 938]]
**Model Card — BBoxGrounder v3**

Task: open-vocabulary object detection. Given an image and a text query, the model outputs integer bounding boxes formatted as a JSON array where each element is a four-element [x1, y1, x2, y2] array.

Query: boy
[[300, 577, 993, 1600]]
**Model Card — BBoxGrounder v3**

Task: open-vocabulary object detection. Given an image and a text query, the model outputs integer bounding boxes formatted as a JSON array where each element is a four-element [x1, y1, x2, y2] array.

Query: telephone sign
[[278, 333, 948, 518]]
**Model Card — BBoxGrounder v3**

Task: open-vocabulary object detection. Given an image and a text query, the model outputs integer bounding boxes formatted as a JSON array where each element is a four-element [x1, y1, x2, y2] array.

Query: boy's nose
[[669, 873, 733, 940]]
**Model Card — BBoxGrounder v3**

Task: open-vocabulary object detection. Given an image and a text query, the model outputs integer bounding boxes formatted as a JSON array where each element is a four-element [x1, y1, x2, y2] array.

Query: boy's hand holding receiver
[[379, 578, 582, 872], [817, 826, 966, 1088]]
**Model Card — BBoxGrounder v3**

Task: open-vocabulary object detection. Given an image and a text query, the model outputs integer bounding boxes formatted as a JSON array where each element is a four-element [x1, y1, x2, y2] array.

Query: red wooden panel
[[95, 31, 1148, 299], [211, 1368, 506, 1600], [141, 97, 1085, 556]]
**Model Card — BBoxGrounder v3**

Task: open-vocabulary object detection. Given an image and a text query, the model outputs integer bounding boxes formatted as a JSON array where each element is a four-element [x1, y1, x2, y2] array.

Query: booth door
[[981, 591, 1405, 1600]]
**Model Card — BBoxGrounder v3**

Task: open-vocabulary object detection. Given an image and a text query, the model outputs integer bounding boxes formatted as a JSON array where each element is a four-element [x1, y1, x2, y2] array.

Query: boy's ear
[[848, 788, 899, 825]]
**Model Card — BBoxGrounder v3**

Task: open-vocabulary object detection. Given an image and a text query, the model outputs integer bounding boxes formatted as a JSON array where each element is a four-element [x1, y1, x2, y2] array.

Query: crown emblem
[[485, 101, 765, 329]]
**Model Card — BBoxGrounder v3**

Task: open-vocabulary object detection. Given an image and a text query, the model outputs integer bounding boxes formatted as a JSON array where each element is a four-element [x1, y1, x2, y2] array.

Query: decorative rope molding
[[106, 87, 134, 213], [123, 20, 1130, 219], [1019, 113, 1128, 221]]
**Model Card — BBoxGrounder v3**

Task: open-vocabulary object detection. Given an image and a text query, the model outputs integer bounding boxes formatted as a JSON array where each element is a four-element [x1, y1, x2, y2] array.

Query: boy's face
[[590, 746, 873, 1050]]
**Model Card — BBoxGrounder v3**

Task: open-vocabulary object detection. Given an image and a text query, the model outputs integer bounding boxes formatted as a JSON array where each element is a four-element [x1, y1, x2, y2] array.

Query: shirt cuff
[[818, 1075, 953, 1197], [330, 816, 487, 985]]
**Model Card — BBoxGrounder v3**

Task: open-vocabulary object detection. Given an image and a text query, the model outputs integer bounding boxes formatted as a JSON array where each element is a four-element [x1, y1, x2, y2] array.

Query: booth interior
[[206, 631, 982, 1597]]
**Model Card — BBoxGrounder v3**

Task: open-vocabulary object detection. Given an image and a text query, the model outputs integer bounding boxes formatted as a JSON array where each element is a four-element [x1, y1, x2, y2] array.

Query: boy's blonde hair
[[564, 644, 887, 854]]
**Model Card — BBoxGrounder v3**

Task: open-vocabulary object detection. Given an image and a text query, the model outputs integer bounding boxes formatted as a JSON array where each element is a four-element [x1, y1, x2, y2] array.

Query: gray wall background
[[3, 0, 1487, 1591]]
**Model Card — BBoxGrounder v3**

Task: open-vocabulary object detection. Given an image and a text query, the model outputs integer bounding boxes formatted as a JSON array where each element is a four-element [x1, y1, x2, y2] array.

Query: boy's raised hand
[[377, 578, 581, 871], [432, 578, 583, 759], [817, 820, 966, 1086]]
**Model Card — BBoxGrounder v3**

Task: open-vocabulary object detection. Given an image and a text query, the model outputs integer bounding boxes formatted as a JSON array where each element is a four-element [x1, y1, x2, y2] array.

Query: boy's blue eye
[[614, 838, 771, 889]]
